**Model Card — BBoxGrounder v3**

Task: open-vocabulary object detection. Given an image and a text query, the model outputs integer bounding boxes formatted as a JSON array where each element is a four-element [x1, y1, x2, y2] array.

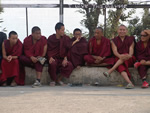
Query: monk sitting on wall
[[0, 31, 23, 86], [68, 28, 88, 69], [103, 25, 136, 89], [84, 27, 114, 67], [135, 29, 150, 88], [19, 26, 47, 88]]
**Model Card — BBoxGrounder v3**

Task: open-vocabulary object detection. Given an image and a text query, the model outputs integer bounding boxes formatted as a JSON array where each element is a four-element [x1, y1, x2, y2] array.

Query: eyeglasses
[[140, 34, 148, 37]]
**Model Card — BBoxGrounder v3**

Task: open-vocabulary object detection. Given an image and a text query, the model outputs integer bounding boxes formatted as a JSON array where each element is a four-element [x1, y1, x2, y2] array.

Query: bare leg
[[121, 71, 134, 86], [108, 59, 124, 74], [145, 61, 150, 65], [36, 72, 42, 79]]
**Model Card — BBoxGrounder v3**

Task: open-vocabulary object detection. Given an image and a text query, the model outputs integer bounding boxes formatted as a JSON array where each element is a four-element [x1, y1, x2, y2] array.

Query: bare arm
[[129, 42, 134, 57], [111, 41, 121, 58], [2, 42, 7, 60], [42, 44, 47, 57]]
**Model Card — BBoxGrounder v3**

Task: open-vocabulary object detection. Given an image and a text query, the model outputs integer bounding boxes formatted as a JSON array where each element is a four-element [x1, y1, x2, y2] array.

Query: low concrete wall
[[25, 66, 150, 85]]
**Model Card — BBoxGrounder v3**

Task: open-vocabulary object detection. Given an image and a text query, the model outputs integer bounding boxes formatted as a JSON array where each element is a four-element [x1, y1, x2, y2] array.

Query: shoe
[[134, 62, 141, 69], [125, 83, 134, 89], [141, 81, 149, 88], [38, 57, 46, 65], [32, 80, 42, 88], [103, 72, 110, 78]]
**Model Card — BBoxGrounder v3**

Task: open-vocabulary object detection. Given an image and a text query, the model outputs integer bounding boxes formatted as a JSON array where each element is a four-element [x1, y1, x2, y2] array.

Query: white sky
[[0, 0, 148, 41]]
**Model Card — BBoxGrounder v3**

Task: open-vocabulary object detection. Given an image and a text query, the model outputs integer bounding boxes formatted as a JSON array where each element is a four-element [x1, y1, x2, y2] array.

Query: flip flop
[[125, 83, 134, 89], [103, 72, 110, 78], [49, 81, 56, 86]]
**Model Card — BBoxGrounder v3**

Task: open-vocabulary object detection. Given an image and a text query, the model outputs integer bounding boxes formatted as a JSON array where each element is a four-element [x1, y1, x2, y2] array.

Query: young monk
[[103, 25, 136, 89], [84, 27, 114, 66], [134, 29, 150, 88], [68, 28, 88, 69], [0, 31, 23, 86], [47, 22, 74, 86], [0, 32, 7, 65], [19, 26, 47, 87]]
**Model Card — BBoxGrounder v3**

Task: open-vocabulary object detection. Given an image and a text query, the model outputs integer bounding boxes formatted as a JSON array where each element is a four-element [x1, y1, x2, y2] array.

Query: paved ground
[[0, 85, 150, 113]]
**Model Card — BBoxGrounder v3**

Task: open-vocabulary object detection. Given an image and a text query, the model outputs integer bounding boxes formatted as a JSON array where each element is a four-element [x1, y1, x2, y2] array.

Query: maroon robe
[[84, 36, 114, 65], [0, 39, 23, 85], [112, 36, 136, 78], [136, 40, 150, 79], [19, 35, 47, 81], [47, 34, 73, 81], [68, 37, 88, 68]]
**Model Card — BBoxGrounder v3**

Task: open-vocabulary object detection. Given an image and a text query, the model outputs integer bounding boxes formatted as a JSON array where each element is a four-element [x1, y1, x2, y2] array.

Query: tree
[[78, 0, 105, 40], [106, 0, 135, 38], [127, 8, 150, 40]]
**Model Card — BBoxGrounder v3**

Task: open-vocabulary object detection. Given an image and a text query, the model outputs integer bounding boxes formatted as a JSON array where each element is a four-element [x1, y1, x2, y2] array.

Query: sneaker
[[141, 81, 149, 88], [32, 80, 42, 88], [38, 57, 46, 65], [134, 62, 141, 69]]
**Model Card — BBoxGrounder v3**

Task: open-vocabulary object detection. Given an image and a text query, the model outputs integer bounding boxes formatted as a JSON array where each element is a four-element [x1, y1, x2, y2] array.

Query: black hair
[[73, 28, 82, 34], [32, 26, 41, 33], [9, 31, 17, 37], [96, 27, 103, 32], [55, 22, 64, 31], [0, 32, 7, 39]]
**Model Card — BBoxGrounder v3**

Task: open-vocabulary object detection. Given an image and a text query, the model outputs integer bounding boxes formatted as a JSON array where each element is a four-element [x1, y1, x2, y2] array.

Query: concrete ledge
[[25, 66, 150, 85]]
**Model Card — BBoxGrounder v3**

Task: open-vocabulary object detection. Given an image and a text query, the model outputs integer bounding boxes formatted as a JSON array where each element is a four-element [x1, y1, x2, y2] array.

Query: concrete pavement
[[0, 85, 150, 113]]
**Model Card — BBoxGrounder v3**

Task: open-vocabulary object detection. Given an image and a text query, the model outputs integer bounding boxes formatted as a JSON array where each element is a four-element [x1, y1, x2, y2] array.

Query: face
[[140, 31, 149, 42], [117, 26, 127, 37], [32, 30, 41, 40], [74, 31, 82, 39], [56, 26, 65, 36], [9, 34, 18, 44], [94, 29, 103, 39]]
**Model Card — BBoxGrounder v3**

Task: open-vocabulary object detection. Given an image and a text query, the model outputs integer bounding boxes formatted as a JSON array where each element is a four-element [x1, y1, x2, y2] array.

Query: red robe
[[68, 37, 88, 68], [24, 35, 47, 57], [112, 36, 136, 78], [0, 39, 23, 85], [47, 34, 73, 81], [84, 36, 114, 65], [136, 40, 150, 79], [19, 35, 47, 83]]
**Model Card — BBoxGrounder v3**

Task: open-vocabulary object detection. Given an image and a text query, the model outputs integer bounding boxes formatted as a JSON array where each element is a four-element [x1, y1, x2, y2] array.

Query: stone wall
[[25, 66, 150, 85]]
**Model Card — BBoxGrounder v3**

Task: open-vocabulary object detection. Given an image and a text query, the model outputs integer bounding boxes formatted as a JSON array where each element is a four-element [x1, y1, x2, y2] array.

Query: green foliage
[[78, 0, 105, 40]]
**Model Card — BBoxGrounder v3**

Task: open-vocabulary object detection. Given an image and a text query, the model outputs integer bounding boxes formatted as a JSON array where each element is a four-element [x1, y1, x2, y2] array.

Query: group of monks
[[0, 22, 150, 89]]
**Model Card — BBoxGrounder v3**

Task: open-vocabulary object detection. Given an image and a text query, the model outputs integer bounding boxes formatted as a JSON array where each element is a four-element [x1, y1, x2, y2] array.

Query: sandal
[[57, 81, 65, 86], [10, 81, 17, 87], [125, 83, 134, 89], [103, 72, 110, 78], [49, 81, 56, 86]]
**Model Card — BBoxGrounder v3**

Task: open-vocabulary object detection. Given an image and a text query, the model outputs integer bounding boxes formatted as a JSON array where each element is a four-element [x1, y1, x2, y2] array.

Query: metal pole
[[104, 8, 106, 37], [59, 0, 64, 23], [26, 7, 28, 37]]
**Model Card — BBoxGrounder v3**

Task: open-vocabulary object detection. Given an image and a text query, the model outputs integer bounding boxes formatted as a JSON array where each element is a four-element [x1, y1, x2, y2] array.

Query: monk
[[103, 25, 136, 89], [19, 26, 47, 87], [0, 32, 7, 64], [0, 31, 23, 86], [134, 30, 150, 88], [47, 22, 74, 86], [68, 28, 88, 69], [84, 27, 114, 66]]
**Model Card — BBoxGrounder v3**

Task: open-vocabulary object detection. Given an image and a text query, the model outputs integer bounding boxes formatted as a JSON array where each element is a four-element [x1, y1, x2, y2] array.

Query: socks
[[142, 78, 146, 82], [37, 79, 40, 82]]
